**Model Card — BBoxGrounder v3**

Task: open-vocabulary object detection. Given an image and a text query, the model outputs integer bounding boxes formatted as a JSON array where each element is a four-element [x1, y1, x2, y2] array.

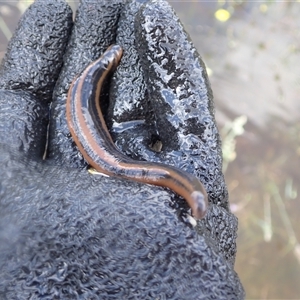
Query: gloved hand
[[0, 0, 244, 298]]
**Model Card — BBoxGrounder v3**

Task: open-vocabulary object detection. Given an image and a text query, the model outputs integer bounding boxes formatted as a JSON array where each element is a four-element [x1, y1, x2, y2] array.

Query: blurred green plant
[[16, 0, 34, 14], [221, 115, 247, 173], [0, 15, 11, 41], [257, 193, 272, 242], [268, 180, 299, 261]]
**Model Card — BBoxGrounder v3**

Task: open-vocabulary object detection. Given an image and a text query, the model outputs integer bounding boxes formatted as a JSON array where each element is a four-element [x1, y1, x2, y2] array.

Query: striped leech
[[66, 44, 208, 219]]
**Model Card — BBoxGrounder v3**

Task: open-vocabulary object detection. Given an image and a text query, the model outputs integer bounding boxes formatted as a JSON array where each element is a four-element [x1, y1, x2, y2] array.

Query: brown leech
[[66, 45, 208, 219]]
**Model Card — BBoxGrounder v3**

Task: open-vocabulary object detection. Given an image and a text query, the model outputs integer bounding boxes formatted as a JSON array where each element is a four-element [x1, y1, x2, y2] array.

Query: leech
[[66, 45, 208, 219]]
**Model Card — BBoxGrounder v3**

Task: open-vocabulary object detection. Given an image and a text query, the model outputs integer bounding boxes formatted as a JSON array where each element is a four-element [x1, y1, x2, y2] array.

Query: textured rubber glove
[[0, 0, 244, 298]]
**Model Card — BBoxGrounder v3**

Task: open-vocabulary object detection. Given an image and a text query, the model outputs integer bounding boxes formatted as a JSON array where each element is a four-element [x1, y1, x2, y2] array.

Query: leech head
[[190, 190, 207, 220]]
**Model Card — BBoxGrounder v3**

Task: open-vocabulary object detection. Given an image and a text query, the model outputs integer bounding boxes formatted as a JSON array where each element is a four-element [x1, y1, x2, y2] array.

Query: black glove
[[0, 0, 244, 298]]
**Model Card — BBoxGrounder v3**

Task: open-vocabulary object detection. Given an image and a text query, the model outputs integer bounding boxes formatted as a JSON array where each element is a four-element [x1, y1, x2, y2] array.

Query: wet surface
[[0, 1, 299, 299], [171, 1, 300, 299]]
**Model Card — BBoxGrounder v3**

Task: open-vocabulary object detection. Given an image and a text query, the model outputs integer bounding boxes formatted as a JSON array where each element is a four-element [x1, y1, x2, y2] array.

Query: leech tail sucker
[[66, 44, 208, 220]]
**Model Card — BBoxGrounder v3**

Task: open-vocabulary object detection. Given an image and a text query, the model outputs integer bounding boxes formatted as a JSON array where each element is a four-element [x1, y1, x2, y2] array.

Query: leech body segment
[[66, 45, 208, 219]]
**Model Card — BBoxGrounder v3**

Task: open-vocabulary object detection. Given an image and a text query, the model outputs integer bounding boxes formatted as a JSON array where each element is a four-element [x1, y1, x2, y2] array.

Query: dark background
[[0, 1, 299, 299]]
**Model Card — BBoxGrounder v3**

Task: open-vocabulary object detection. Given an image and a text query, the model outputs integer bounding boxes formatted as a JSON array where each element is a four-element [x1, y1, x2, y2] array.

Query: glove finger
[[0, 0, 72, 101], [0, 0, 72, 158], [48, 0, 125, 167], [137, 0, 228, 207], [109, 0, 227, 207]]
